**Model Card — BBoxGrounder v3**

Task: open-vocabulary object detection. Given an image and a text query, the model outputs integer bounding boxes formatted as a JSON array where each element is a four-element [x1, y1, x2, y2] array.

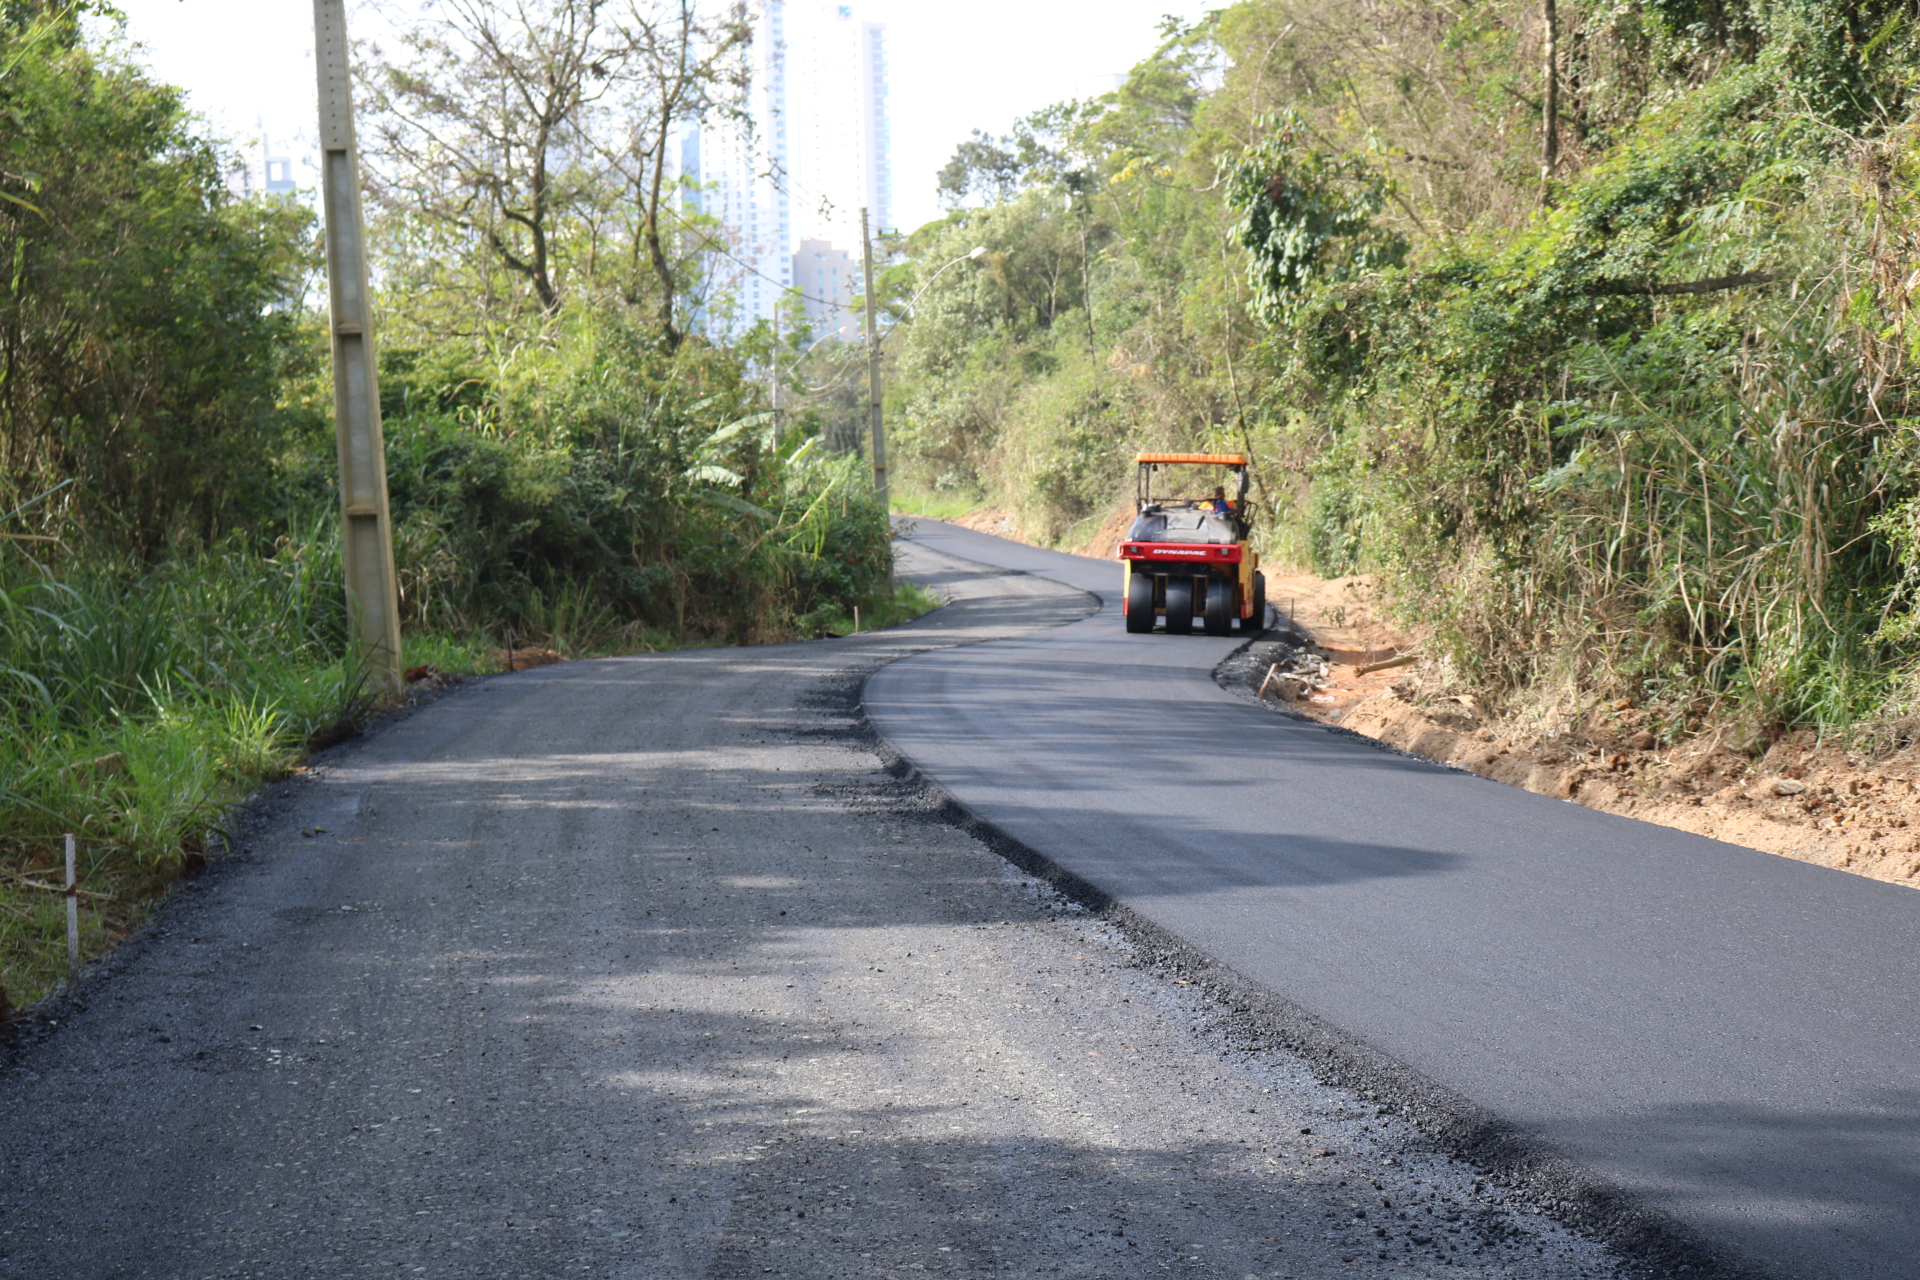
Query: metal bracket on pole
[[315, 0, 403, 697]]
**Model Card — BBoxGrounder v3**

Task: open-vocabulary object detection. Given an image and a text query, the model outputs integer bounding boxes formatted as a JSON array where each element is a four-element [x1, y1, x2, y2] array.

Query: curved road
[[869, 520, 1920, 1280], [0, 546, 1624, 1280]]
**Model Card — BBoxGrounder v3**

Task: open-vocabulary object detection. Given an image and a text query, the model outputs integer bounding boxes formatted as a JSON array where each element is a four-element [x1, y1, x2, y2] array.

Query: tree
[[1225, 112, 1406, 324], [936, 107, 1077, 213], [0, 6, 314, 548], [602, 1, 749, 350], [364, 0, 618, 319], [362, 0, 747, 348], [937, 131, 1023, 209]]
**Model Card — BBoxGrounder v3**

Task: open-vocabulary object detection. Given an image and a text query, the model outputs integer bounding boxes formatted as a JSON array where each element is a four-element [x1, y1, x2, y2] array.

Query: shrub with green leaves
[[365, 322, 895, 646], [0, 5, 320, 550]]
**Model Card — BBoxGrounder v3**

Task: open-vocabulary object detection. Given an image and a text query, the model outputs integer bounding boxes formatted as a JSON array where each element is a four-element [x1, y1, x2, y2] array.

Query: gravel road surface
[[867, 521, 1920, 1280], [0, 539, 1626, 1279]]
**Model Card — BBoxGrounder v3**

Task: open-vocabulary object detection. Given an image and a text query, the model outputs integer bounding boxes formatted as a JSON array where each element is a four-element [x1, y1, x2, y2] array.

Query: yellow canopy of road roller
[[1134, 452, 1246, 466]]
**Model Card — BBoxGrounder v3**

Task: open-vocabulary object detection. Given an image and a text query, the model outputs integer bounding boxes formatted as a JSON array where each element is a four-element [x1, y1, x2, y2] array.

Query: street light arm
[[860, 208, 982, 521], [874, 245, 988, 346]]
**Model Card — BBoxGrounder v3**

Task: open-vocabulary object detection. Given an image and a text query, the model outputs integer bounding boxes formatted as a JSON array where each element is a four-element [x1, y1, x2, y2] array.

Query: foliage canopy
[[889, 0, 1920, 738]]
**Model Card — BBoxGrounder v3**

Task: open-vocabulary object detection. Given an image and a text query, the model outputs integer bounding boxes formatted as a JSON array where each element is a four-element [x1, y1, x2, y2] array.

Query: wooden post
[[315, 0, 403, 696], [1257, 664, 1283, 700], [64, 833, 78, 983]]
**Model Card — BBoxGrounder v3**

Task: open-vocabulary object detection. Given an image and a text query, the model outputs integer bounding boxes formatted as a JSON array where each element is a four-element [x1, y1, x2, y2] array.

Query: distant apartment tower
[[787, 3, 889, 248], [681, 0, 889, 339], [678, 1, 791, 332], [225, 123, 316, 203], [263, 141, 297, 195], [791, 239, 861, 341]]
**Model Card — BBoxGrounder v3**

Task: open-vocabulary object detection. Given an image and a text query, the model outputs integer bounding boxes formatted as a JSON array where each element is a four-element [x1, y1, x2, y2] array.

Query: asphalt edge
[[0, 670, 495, 1059], [3, 525, 1762, 1279], [846, 653, 1765, 1280]]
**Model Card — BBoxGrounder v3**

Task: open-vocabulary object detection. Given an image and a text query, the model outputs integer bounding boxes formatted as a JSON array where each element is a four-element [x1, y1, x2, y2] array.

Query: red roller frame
[[1120, 542, 1244, 564]]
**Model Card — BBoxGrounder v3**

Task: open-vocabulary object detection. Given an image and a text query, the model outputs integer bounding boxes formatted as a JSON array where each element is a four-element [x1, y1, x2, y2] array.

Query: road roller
[[1120, 452, 1266, 636]]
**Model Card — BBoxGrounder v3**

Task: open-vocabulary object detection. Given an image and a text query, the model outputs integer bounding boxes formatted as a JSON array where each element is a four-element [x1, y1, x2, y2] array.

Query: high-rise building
[[263, 132, 298, 196], [786, 3, 889, 248], [681, 0, 889, 341], [791, 238, 862, 342], [681, 1, 792, 334], [225, 124, 315, 201]]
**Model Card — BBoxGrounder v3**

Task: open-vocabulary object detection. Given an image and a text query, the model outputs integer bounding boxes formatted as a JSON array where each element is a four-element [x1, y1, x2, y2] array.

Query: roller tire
[[1164, 576, 1195, 635], [1125, 571, 1155, 633], [1204, 577, 1233, 636], [1241, 571, 1268, 634]]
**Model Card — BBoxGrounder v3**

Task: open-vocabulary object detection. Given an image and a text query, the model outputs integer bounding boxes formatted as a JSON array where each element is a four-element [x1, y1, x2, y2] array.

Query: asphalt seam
[[857, 556, 1763, 1280], [0, 533, 1766, 1280]]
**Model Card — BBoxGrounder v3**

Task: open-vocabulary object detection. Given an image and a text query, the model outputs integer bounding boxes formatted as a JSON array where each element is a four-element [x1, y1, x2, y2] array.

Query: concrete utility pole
[[860, 207, 888, 513], [770, 308, 781, 437], [315, 0, 403, 696]]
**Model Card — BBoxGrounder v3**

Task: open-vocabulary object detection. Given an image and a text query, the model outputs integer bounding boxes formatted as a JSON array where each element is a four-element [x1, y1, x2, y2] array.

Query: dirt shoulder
[[1253, 586, 1920, 892], [1329, 694, 1920, 889]]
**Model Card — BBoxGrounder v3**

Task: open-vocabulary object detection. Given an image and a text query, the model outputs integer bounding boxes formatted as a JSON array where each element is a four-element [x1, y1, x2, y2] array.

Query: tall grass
[[1282, 137, 1920, 748], [0, 443, 913, 1012], [889, 490, 988, 522], [1391, 284, 1913, 742], [1526, 292, 1909, 731], [0, 525, 392, 1011]]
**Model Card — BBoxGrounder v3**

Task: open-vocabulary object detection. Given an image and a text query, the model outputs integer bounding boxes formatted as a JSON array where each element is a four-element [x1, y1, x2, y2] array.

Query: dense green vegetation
[[888, 0, 1920, 748], [0, 1, 900, 1011], [25, 0, 1918, 1006]]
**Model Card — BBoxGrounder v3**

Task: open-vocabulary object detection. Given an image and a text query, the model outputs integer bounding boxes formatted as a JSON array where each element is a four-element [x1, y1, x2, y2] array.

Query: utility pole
[[860, 207, 888, 513], [1541, 0, 1559, 207], [770, 306, 781, 437], [315, 0, 402, 696]]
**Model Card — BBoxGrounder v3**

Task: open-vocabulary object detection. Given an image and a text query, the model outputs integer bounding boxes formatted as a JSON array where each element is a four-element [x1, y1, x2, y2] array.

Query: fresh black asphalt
[[867, 520, 1920, 1280]]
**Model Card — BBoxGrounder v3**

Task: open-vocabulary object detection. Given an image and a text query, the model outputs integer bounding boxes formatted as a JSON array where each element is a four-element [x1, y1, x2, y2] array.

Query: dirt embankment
[[1332, 695, 1920, 888], [1258, 583, 1920, 891]]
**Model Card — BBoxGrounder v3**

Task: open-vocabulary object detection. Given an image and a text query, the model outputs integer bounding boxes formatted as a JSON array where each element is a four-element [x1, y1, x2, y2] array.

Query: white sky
[[102, 0, 1210, 234]]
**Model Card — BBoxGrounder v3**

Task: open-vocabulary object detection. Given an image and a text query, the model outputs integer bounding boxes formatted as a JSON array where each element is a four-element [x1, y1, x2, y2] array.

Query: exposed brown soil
[[1263, 570, 1406, 666], [491, 645, 566, 672], [946, 507, 1027, 542], [1330, 693, 1920, 889], [1268, 590, 1920, 893], [1074, 503, 1136, 560]]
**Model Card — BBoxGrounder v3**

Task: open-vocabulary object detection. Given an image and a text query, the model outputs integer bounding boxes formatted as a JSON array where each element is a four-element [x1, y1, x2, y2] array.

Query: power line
[[666, 204, 833, 309], [665, 199, 864, 316]]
